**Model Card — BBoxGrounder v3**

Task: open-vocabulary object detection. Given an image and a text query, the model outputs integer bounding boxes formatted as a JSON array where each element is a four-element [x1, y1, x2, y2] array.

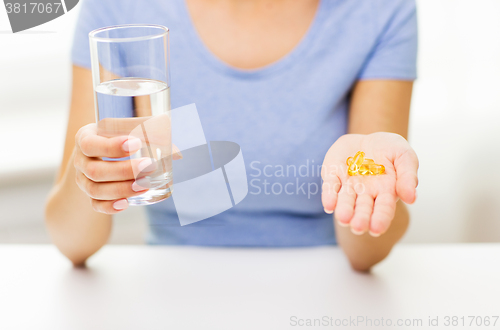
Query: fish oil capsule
[[347, 151, 365, 176], [346, 151, 384, 176], [367, 164, 385, 175], [357, 164, 385, 175], [358, 164, 372, 175], [347, 157, 374, 166]]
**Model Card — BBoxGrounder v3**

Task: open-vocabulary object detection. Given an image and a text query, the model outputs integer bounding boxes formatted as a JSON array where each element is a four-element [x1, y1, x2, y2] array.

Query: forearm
[[334, 200, 409, 272], [338, 80, 414, 271], [45, 148, 112, 266], [348, 80, 412, 138]]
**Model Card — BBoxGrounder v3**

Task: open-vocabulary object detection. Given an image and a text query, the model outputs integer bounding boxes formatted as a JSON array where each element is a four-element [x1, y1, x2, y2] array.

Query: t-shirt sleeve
[[70, 0, 120, 69], [358, 0, 418, 80]]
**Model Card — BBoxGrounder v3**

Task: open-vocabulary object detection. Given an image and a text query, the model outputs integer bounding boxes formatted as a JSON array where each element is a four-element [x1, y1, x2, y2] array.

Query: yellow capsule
[[359, 164, 385, 175], [353, 151, 365, 166], [358, 164, 372, 175], [368, 164, 385, 175], [347, 151, 365, 176], [347, 157, 374, 166]]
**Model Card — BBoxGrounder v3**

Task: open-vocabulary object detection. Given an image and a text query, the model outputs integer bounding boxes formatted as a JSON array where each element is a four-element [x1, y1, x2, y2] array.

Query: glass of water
[[89, 24, 172, 205]]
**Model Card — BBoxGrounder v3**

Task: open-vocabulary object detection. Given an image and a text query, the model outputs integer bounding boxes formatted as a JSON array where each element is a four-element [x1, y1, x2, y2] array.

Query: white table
[[0, 244, 499, 330]]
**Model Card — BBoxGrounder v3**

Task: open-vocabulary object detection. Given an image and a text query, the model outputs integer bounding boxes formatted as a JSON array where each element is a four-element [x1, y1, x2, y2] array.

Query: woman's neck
[[185, 0, 320, 69]]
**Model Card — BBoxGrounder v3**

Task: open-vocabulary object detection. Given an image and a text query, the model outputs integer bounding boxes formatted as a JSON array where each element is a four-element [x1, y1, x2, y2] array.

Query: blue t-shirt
[[72, 0, 417, 247]]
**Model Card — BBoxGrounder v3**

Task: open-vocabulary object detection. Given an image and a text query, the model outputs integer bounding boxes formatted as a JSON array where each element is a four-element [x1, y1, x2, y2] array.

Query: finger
[[334, 184, 356, 226], [90, 198, 129, 214], [350, 193, 374, 235], [321, 175, 341, 214], [370, 193, 397, 236], [76, 124, 142, 158], [75, 153, 156, 182], [76, 170, 149, 200], [395, 148, 419, 204], [172, 144, 183, 160]]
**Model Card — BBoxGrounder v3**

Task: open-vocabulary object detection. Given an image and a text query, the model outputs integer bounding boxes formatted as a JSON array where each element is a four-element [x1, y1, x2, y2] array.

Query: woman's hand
[[73, 123, 179, 214], [321, 132, 418, 237]]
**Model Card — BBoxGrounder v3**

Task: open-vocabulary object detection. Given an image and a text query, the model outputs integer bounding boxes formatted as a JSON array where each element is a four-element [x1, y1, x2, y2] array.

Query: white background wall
[[406, 0, 500, 243], [0, 0, 499, 243]]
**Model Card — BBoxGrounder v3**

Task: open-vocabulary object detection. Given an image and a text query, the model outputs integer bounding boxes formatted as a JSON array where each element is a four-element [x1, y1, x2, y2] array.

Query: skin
[[45, 0, 418, 270], [326, 81, 417, 272]]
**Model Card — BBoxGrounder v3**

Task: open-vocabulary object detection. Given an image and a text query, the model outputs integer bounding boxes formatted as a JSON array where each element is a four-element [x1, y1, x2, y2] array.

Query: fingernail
[[138, 158, 155, 173], [122, 138, 142, 152], [132, 178, 150, 192], [351, 227, 364, 235], [337, 219, 349, 227], [113, 199, 128, 210], [324, 208, 333, 214], [369, 230, 381, 237], [172, 145, 183, 159]]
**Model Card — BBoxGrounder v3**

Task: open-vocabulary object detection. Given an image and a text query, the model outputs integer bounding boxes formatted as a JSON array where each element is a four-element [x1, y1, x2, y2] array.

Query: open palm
[[321, 132, 419, 236]]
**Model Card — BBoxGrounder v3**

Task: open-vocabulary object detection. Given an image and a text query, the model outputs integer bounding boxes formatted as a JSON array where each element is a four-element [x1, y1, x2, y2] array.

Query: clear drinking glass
[[89, 24, 172, 205]]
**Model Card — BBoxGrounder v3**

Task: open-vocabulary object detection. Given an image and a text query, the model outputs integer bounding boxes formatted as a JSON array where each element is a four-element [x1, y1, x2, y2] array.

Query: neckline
[[178, 0, 327, 79]]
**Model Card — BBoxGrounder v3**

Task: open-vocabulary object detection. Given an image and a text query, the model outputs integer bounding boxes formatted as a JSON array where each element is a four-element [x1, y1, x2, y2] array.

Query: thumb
[[172, 144, 183, 160], [394, 148, 419, 204]]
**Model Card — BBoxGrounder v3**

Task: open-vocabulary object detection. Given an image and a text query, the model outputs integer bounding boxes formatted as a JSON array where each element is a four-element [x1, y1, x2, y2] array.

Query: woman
[[45, 0, 419, 271]]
